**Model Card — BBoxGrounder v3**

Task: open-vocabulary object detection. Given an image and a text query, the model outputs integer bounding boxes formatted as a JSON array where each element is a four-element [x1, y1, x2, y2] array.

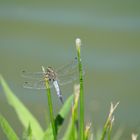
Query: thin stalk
[[108, 116, 114, 140], [46, 83, 56, 140], [108, 124, 112, 140], [84, 123, 91, 140], [101, 102, 119, 140], [71, 106, 76, 140], [42, 66, 57, 140], [71, 85, 79, 140], [100, 118, 110, 140], [76, 38, 84, 140]]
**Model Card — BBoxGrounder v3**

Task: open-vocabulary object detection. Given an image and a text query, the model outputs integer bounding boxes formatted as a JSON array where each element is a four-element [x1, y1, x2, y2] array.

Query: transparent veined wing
[[57, 67, 85, 86], [21, 70, 44, 80], [55, 57, 79, 85], [56, 57, 78, 77], [21, 57, 78, 80], [23, 79, 53, 89], [56, 57, 85, 85], [57, 70, 78, 85], [21, 57, 83, 89]]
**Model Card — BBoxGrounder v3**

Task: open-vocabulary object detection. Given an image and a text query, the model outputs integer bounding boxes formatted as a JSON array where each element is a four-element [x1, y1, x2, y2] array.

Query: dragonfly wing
[[56, 57, 78, 77], [57, 69, 85, 86], [21, 70, 44, 80], [57, 69, 78, 86], [23, 80, 53, 89]]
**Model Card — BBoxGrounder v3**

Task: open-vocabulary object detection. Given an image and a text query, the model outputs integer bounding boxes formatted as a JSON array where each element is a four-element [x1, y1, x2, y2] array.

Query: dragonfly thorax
[[46, 67, 56, 81]]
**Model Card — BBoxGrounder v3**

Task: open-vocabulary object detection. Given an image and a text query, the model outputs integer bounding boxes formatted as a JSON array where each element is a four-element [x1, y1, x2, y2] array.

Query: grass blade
[[44, 94, 74, 140], [22, 123, 33, 140], [100, 102, 119, 140], [0, 114, 19, 140], [45, 82, 56, 140], [62, 85, 79, 140], [42, 66, 57, 140], [0, 75, 44, 140], [71, 85, 79, 140], [76, 38, 84, 140], [61, 119, 73, 140], [84, 123, 91, 140]]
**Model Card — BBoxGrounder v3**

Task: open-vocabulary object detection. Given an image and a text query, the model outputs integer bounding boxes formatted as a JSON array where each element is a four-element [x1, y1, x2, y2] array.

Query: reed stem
[[76, 38, 84, 140], [42, 66, 57, 140]]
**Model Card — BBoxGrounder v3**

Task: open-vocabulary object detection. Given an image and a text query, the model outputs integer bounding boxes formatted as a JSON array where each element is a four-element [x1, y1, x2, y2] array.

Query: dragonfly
[[22, 57, 79, 103]]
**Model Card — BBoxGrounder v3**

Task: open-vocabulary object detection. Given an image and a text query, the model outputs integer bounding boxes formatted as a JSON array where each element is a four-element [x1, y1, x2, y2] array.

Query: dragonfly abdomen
[[53, 80, 63, 104]]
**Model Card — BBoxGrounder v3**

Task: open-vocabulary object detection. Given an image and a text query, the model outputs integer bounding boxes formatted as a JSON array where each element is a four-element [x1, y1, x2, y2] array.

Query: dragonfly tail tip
[[59, 96, 64, 104]]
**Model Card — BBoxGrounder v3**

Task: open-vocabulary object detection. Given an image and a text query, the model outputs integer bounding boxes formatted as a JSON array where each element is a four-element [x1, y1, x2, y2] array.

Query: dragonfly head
[[47, 66, 53, 72]]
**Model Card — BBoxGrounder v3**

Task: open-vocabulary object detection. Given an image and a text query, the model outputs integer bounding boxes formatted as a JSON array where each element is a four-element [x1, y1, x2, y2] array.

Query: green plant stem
[[100, 118, 109, 140], [72, 92, 79, 140], [108, 123, 112, 140], [84, 124, 91, 140], [76, 45, 84, 140], [0, 114, 19, 140], [45, 79, 57, 140]]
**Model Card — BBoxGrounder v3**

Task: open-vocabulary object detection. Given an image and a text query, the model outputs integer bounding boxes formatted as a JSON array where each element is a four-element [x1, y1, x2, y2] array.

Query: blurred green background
[[0, 0, 140, 139]]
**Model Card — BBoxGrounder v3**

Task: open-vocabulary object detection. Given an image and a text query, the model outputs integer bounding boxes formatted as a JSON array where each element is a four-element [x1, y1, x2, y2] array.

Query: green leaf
[[43, 94, 74, 140], [44, 77, 57, 140], [22, 123, 33, 140], [61, 119, 73, 140], [0, 75, 44, 140], [0, 114, 19, 140], [62, 90, 79, 140]]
